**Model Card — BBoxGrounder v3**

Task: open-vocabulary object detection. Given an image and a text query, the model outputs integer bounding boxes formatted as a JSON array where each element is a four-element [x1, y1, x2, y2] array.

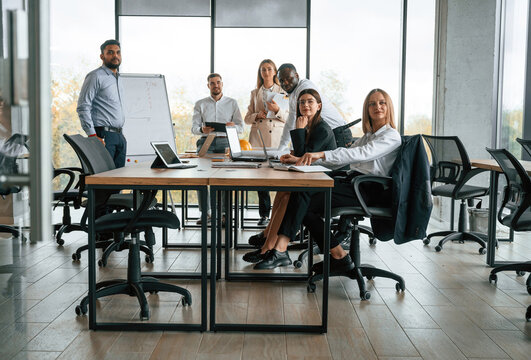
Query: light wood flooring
[[0, 209, 530, 360]]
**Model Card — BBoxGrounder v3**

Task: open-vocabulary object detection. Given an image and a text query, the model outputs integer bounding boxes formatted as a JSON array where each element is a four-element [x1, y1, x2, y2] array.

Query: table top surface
[[86, 157, 334, 188], [86, 159, 213, 186], [209, 166, 334, 187], [471, 159, 531, 175]]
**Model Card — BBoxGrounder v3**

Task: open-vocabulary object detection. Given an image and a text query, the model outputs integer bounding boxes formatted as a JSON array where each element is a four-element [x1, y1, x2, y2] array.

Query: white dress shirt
[[321, 124, 401, 176], [191, 95, 243, 137], [278, 78, 346, 150]]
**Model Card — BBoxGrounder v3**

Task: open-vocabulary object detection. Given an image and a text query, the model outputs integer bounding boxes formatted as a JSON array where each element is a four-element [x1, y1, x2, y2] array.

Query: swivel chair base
[[56, 223, 85, 246], [423, 200, 487, 254], [291, 222, 377, 269], [75, 240, 191, 320], [307, 222, 405, 300], [0, 224, 26, 241], [488, 261, 531, 294]]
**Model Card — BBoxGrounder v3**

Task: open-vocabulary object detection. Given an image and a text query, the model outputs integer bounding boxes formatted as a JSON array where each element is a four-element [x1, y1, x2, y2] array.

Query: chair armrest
[[53, 168, 77, 194], [351, 175, 392, 217], [455, 167, 490, 194]]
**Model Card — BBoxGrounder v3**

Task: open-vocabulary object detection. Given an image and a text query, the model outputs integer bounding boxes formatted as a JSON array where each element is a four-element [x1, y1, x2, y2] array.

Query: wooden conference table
[[85, 158, 334, 333], [470, 159, 531, 267]]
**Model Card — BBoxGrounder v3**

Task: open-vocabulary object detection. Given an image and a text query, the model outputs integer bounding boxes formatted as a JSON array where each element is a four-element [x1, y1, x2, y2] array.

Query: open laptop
[[226, 126, 267, 162], [150, 141, 197, 169]]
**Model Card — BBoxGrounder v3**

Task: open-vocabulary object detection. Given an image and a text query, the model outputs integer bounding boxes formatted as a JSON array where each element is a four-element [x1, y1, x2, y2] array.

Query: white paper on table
[[265, 92, 289, 118]]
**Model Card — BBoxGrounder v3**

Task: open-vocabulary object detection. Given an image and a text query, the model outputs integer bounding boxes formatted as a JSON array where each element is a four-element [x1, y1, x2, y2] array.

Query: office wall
[[436, 0, 497, 157]]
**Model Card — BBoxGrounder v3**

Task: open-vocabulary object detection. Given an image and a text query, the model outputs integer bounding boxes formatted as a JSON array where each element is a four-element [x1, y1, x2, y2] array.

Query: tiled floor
[[0, 210, 530, 359]]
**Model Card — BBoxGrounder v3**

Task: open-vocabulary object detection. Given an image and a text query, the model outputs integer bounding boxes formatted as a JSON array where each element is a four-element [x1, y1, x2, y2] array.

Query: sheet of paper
[[266, 93, 289, 118]]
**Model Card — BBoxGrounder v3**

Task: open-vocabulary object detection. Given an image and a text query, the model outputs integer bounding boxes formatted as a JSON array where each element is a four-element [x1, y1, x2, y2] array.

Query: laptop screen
[[226, 126, 241, 155], [151, 142, 181, 165]]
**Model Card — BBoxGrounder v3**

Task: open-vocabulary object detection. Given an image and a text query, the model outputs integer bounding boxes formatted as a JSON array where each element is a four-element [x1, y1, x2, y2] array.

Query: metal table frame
[[209, 184, 332, 333]]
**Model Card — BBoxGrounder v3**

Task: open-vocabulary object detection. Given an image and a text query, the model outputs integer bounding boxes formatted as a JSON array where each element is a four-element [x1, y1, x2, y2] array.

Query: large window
[[50, 0, 114, 174], [498, 0, 528, 158], [311, 0, 401, 137], [214, 28, 306, 130], [403, 0, 436, 135], [120, 17, 210, 153]]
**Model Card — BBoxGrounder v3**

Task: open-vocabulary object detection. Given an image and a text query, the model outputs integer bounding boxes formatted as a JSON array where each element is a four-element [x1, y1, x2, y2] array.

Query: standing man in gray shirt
[[77, 39, 126, 168], [276, 63, 349, 151]]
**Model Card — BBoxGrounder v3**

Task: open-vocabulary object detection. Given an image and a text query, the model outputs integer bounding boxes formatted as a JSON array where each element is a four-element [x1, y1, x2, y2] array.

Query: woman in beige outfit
[[244, 59, 288, 225]]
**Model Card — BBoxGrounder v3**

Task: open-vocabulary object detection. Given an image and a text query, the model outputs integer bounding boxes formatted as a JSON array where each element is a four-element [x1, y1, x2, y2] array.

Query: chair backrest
[[516, 138, 531, 158], [422, 135, 472, 185], [486, 147, 531, 231], [63, 134, 116, 175]]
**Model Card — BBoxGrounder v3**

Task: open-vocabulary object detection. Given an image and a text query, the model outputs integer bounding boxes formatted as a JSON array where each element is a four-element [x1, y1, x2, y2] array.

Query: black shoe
[[254, 249, 292, 270], [311, 254, 354, 274], [248, 232, 266, 248], [243, 249, 267, 263], [257, 216, 270, 226]]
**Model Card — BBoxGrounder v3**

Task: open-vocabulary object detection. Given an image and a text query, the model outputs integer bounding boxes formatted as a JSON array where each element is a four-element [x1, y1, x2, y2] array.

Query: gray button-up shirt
[[77, 65, 125, 136]]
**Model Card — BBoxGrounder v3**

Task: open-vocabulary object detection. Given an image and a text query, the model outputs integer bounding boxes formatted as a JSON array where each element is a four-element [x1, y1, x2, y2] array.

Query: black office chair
[[516, 138, 531, 158], [63, 134, 155, 266], [0, 185, 23, 239], [308, 135, 432, 299], [53, 165, 85, 245], [485, 148, 531, 321], [422, 135, 489, 253], [0, 134, 28, 240], [75, 187, 190, 319]]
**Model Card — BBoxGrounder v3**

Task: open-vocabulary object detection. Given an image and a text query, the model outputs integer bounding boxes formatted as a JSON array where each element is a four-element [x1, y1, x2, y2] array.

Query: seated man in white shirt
[[191, 73, 243, 224], [191, 73, 243, 153]]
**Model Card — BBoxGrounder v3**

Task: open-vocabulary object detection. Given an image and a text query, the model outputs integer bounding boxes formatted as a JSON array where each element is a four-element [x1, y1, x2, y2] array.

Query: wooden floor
[[0, 211, 530, 360]]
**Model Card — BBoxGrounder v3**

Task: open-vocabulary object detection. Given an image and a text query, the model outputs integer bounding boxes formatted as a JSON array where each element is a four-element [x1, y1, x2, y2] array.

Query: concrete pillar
[[433, 0, 499, 225]]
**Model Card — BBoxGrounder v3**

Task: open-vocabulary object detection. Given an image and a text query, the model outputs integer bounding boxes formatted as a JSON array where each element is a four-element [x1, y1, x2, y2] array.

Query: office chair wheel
[[516, 270, 526, 277], [479, 247, 486, 255], [56, 237, 65, 246], [360, 291, 370, 300], [489, 273, 497, 284], [72, 253, 80, 261], [395, 282, 405, 292], [181, 295, 192, 306], [75, 305, 87, 316], [145, 254, 154, 263], [307, 283, 316, 293], [369, 237, 376, 245], [423, 238, 430, 245], [293, 260, 303, 269], [97, 259, 106, 267], [140, 309, 150, 320], [435, 245, 442, 252]]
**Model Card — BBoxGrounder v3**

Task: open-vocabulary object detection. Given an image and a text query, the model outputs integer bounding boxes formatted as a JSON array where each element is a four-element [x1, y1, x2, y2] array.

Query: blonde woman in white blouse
[[244, 59, 288, 225]]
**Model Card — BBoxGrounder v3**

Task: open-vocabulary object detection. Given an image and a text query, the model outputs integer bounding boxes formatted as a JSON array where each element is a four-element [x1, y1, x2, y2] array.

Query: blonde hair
[[361, 88, 396, 134], [256, 59, 280, 89]]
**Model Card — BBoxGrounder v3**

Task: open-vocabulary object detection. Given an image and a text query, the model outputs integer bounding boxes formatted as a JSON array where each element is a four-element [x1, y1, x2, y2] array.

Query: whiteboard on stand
[[120, 74, 176, 163]]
